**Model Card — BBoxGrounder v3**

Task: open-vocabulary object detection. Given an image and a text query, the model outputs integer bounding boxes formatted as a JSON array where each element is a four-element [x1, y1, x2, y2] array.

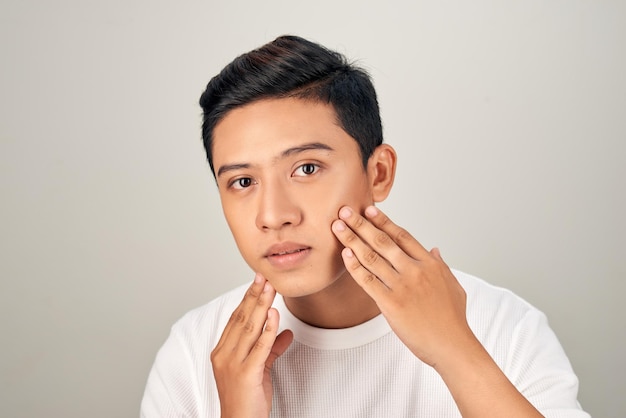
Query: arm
[[331, 205, 543, 418]]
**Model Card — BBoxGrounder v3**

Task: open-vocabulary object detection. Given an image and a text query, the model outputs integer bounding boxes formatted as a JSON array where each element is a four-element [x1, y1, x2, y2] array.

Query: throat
[[283, 276, 381, 329]]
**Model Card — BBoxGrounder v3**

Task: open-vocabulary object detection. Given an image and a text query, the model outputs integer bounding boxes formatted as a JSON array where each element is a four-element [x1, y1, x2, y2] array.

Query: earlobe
[[368, 144, 397, 202]]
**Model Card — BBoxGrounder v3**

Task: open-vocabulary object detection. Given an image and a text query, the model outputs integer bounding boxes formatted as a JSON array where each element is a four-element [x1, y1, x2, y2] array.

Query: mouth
[[264, 242, 312, 268], [271, 248, 309, 256]]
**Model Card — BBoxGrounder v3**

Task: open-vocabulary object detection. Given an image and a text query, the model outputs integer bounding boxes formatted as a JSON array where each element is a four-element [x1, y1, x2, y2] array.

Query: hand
[[331, 205, 475, 368], [331, 205, 543, 417], [211, 274, 293, 418]]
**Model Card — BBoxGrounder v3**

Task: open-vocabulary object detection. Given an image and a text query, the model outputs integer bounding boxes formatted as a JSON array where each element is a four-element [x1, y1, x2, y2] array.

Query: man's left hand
[[331, 205, 475, 368]]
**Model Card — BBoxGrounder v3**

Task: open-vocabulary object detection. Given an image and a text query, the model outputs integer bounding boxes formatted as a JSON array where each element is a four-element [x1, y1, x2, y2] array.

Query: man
[[141, 35, 588, 417]]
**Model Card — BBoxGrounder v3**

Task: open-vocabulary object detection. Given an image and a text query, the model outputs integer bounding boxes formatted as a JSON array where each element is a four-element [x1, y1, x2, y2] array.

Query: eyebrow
[[216, 163, 251, 178], [216, 142, 334, 178], [280, 142, 334, 157]]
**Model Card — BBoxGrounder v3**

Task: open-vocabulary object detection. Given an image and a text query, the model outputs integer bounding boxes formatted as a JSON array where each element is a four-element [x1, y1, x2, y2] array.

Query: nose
[[255, 181, 302, 231]]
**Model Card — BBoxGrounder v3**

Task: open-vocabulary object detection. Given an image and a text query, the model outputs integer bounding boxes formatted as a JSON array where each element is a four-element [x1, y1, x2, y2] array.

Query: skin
[[209, 97, 543, 418]]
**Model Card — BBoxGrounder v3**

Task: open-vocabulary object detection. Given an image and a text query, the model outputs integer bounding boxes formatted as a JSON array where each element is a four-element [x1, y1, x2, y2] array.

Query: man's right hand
[[211, 273, 293, 418]]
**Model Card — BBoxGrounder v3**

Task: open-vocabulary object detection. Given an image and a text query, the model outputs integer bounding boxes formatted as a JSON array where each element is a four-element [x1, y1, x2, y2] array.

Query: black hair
[[199, 35, 383, 175]]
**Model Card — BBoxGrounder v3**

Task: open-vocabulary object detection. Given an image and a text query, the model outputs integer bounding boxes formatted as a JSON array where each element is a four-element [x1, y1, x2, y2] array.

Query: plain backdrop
[[1, 1, 624, 417]]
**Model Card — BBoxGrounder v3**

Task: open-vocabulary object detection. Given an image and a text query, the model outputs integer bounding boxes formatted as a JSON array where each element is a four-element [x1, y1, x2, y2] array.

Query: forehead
[[212, 98, 359, 166]]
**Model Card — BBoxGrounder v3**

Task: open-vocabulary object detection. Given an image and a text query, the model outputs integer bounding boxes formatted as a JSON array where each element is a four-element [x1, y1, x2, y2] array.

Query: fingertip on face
[[336, 204, 379, 221], [332, 219, 346, 233], [338, 206, 353, 219], [364, 205, 378, 218]]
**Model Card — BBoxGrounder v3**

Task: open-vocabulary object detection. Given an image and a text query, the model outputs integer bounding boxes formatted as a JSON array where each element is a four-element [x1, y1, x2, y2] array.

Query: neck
[[282, 272, 381, 329]]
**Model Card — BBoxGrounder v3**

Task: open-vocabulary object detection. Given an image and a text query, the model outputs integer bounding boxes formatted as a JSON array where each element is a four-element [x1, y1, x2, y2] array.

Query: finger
[[361, 205, 431, 261], [215, 274, 272, 357], [214, 274, 264, 351], [336, 206, 407, 269], [266, 329, 294, 370], [232, 280, 278, 360], [332, 217, 399, 282], [340, 246, 392, 298], [247, 309, 292, 368]]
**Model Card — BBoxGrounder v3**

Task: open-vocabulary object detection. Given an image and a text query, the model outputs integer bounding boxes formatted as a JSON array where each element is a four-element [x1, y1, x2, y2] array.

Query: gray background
[[1, 0, 624, 417]]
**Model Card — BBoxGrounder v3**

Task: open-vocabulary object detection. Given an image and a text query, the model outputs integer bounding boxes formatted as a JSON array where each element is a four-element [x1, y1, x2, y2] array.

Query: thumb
[[265, 316, 293, 370]]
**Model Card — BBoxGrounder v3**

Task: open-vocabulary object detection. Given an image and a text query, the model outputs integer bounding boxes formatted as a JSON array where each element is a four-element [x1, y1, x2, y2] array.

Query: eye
[[230, 177, 254, 190], [292, 163, 320, 177]]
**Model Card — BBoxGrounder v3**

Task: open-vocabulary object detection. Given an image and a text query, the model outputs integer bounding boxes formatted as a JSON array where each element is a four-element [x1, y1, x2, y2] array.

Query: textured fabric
[[141, 270, 589, 417]]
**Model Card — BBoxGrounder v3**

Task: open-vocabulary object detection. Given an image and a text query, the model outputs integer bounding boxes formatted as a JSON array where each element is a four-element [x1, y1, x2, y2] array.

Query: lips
[[272, 248, 307, 256], [265, 242, 310, 257], [264, 242, 311, 268]]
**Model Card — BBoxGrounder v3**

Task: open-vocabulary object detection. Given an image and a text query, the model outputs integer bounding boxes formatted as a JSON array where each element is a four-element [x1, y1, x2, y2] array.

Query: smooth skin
[[209, 97, 543, 417]]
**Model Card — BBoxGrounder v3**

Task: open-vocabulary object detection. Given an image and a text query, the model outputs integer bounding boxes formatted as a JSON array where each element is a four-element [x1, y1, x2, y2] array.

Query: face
[[212, 98, 376, 298]]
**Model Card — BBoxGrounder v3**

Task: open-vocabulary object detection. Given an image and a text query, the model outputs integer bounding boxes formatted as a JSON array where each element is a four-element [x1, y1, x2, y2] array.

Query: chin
[[264, 265, 347, 298]]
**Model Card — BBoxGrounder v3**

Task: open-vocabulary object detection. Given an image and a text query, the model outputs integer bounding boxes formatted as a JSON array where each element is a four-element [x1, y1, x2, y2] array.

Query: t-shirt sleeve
[[505, 308, 590, 418], [140, 326, 201, 418], [140, 285, 246, 417]]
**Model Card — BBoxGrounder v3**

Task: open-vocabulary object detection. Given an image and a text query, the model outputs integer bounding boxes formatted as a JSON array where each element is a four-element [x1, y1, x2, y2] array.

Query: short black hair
[[199, 35, 383, 175]]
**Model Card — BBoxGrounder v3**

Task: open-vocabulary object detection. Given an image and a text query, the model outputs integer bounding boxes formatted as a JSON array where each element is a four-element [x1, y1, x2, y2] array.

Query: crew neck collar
[[273, 295, 392, 350]]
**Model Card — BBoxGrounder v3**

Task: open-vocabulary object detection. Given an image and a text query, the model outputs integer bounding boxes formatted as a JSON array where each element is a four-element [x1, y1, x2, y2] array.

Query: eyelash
[[229, 177, 255, 190], [292, 163, 320, 177], [227, 163, 321, 190]]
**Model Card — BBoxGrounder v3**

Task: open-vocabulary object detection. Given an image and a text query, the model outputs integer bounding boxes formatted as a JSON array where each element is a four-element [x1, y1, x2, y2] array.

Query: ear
[[367, 144, 397, 202]]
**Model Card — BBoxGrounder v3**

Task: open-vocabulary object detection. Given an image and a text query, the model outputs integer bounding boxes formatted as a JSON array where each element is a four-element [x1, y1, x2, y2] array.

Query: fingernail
[[263, 282, 272, 292], [254, 273, 263, 283], [333, 220, 346, 232], [343, 247, 354, 258], [365, 206, 378, 217], [339, 207, 352, 219]]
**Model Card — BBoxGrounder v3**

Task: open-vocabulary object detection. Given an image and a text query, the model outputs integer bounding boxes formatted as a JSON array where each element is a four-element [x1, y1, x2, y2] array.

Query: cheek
[[306, 174, 371, 242], [222, 203, 255, 253], [319, 172, 372, 216]]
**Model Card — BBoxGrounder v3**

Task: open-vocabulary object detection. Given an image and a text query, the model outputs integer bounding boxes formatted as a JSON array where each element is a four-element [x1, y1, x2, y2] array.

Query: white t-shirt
[[141, 270, 589, 417]]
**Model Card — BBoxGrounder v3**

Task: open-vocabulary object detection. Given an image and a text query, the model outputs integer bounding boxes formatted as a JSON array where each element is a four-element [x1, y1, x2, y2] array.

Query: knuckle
[[374, 231, 392, 247], [344, 231, 358, 244], [210, 348, 225, 367], [246, 286, 260, 300], [362, 272, 377, 285], [395, 227, 412, 244], [363, 249, 379, 266], [378, 214, 392, 228], [254, 339, 267, 352], [352, 215, 365, 229], [243, 320, 255, 333], [232, 309, 246, 324]]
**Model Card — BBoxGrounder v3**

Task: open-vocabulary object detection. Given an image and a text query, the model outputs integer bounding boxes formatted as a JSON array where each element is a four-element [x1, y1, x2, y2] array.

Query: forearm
[[435, 335, 543, 418]]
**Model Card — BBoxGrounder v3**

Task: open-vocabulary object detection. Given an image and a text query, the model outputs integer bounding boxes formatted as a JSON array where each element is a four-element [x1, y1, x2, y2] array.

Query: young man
[[141, 35, 588, 417]]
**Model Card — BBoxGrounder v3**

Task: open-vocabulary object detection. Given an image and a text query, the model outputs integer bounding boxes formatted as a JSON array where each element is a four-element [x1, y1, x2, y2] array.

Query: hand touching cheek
[[331, 205, 474, 368], [331, 206, 544, 418]]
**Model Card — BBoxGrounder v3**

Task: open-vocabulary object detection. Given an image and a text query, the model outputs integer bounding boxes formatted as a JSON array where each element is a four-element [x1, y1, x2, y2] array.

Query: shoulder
[[453, 268, 538, 321], [453, 270, 588, 415], [452, 269, 547, 360], [168, 283, 249, 347], [141, 284, 250, 416]]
